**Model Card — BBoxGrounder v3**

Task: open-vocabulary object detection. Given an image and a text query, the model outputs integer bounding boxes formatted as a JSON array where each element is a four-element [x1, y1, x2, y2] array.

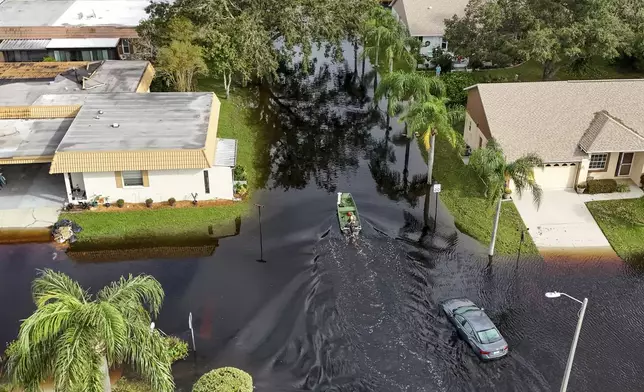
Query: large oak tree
[[444, 0, 629, 79]]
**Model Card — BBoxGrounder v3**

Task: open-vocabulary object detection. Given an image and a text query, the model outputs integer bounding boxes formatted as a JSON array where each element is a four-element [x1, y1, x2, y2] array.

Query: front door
[[615, 152, 634, 176]]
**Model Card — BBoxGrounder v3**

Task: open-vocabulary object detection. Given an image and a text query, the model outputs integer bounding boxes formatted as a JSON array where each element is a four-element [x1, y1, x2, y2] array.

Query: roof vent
[[98, 110, 104, 115], [111, 123, 120, 128]]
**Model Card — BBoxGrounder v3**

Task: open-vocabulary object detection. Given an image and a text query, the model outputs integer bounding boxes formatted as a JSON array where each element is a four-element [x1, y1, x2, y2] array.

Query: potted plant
[[502, 187, 512, 199], [576, 182, 587, 194], [145, 198, 153, 208], [116, 199, 125, 208], [168, 197, 176, 207], [104, 196, 111, 208]]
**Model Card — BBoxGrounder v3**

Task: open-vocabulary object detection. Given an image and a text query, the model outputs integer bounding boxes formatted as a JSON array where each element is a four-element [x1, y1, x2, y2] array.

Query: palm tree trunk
[[353, 41, 358, 77], [403, 137, 410, 189], [101, 356, 112, 392], [361, 56, 366, 82], [424, 131, 436, 228], [488, 196, 503, 257], [389, 55, 393, 74]]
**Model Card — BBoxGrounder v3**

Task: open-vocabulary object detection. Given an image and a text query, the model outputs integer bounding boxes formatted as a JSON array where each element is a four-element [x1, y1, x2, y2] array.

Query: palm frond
[[32, 269, 88, 308], [127, 326, 174, 392], [98, 274, 164, 318]]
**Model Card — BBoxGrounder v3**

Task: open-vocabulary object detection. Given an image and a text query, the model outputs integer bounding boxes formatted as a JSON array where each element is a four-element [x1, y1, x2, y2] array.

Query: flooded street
[[1, 49, 642, 391]]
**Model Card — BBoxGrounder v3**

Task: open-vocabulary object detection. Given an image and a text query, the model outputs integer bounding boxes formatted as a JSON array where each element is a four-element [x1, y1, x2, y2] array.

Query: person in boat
[[346, 212, 357, 232]]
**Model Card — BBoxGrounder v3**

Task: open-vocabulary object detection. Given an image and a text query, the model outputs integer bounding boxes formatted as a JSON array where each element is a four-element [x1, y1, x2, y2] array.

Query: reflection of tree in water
[[368, 131, 426, 207], [249, 59, 383, 192]]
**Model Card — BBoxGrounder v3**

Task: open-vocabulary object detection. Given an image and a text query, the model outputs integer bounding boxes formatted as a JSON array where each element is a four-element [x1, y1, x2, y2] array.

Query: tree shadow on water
[[246, 59, 384, 192]]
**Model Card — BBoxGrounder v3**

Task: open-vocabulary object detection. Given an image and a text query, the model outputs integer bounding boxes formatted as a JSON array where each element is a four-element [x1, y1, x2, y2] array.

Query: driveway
[[0, 164, 65, 228], [512, 188, 613, 251]]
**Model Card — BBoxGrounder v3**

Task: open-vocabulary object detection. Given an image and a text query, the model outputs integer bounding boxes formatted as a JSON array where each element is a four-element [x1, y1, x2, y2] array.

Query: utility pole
[[255, 204, 266, 263]]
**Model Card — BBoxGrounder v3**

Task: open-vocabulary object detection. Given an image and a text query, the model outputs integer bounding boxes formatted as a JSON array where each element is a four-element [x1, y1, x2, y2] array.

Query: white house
[[48, 93, 236, 203], [391, 0, 469, 66]]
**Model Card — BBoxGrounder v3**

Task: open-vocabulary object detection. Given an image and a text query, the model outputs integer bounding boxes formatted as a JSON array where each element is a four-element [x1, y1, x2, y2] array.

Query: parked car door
[[461, 320, 477, 348], [454, 314, 467, 338]]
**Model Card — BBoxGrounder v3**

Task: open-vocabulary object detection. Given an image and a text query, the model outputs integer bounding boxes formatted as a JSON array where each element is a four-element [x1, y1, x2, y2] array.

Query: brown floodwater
[[0, 45, 642, 392]]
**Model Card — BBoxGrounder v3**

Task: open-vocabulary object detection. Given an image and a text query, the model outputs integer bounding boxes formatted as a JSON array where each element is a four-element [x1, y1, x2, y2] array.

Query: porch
[[581, 151, 644, 187]]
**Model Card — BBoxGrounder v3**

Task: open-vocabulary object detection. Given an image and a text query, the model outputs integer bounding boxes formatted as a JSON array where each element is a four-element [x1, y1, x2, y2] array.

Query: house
[[0, 61, 237, 208], [390, 0, 469, 65], [464, 79, 644, 190], [0, 0, 161, 62]]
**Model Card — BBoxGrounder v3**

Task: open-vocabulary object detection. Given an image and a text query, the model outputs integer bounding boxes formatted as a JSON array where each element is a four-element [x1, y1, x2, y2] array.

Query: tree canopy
[[139, 0, 381, 90], [444, 0, 630, 79]]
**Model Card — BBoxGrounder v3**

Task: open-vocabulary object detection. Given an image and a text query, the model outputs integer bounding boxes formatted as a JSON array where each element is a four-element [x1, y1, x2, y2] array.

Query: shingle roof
[[579, 111, 644, 153], [471, 79, 644, 162], [392, 0, 469, 37]]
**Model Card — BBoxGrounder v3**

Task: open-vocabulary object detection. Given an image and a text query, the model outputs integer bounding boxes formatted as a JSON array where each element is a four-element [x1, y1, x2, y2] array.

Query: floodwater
[[1, 46, 643, 391]]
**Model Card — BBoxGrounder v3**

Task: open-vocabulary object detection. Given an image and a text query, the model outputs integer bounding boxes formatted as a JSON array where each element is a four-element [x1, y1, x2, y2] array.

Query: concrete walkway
[[512, 187, 641, 251], [0, 164, 65, 228]]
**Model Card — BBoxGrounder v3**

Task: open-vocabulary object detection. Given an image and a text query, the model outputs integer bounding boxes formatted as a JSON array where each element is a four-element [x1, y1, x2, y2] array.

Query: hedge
[[587, 179, 617, 194], [192, 367, 253, 392]]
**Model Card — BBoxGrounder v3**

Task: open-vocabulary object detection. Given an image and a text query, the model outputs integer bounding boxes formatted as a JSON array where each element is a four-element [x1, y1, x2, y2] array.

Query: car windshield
[[454, 305, 478, 315], [477, 328, 502, 344]]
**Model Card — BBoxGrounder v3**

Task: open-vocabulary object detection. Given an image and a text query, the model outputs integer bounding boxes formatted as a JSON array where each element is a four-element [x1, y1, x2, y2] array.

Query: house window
[[203, 170, 210, 194], [441, 40, 448, 50], [122, 170, 144, 187], [589, 153, 608, 170], [121, 39, 130, 55]]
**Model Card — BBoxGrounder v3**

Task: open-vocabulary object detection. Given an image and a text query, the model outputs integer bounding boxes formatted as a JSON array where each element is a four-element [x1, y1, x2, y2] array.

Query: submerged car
[[441, 298, 508, 360]]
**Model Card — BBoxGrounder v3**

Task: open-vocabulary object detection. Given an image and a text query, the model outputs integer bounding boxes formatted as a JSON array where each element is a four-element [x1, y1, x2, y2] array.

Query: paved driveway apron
[[512, 189, 611, 250]]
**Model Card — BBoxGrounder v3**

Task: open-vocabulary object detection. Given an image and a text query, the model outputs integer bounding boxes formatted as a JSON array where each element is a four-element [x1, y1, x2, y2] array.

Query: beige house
[[464, 79, 644, 189]]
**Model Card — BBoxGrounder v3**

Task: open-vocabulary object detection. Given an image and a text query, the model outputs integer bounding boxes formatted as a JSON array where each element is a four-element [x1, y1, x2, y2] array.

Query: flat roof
[[0, 61, 149, 105], [47, 38, 120, 49], [56, 93, 214, 152], [0, 0, 156, 28], [0, 0, 75, 27], [0, 118, 72, 158], [0, 39, 51, 50], [213, 138, 237, 167]]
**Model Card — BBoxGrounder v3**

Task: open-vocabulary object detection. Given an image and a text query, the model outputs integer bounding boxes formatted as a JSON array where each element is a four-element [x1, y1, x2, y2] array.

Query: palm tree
[[375, 70, 445, 137], [6, 270, 174, 392], [469, 139, 543, 256], [403, 96, 462, 227]]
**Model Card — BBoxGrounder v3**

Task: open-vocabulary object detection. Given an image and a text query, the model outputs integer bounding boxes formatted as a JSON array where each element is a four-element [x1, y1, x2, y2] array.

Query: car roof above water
[[462, 309, 496, 331]]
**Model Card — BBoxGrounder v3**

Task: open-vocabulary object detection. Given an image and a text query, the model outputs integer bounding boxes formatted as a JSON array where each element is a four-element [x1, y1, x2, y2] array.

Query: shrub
[[640, 173, 644, 187], [42, 56, 56, 62], [234, 183, 248, 197], [168, 197, 176, 206], [617, 183, 630, 193], [441, 72, 476, 107], [587, 179, 618, 194], [116, 199, 125, 208], [113, 378, 153, 392], [145, 198, 153, 207], [233, 165, 247, 181], [164, 336, 188, 363], [192, 367, 253, 392]]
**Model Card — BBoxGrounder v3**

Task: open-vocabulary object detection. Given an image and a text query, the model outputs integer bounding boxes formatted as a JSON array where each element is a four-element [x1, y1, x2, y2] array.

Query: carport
[[0, 113, 72, 228]]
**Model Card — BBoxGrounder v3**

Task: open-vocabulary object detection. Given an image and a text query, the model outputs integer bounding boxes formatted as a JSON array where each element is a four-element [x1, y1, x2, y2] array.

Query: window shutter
[[115, 171, 123, 188], [142, 171, 150, 187]]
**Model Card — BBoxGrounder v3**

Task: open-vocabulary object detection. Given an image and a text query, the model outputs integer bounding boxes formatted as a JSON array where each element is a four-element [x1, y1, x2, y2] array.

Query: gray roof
[[392, 0, 469, 37], [472, 79, 644, 162], [0, 118, 71, 158], [214, 138, 237, 167], [0, 0, 75, 26], [0, 60, 148, 105], [462, 310, 495, 331], [0, 39, 51, 50], [56, 93, 214, 152]]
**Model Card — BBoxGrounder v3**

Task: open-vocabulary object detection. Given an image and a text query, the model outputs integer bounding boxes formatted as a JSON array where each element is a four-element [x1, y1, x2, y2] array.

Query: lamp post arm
[[560, 292, 583, 304]]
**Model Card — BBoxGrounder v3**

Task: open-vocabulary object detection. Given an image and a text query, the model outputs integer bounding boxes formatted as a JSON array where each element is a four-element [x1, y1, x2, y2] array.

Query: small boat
[[337, 192, 362, 236]]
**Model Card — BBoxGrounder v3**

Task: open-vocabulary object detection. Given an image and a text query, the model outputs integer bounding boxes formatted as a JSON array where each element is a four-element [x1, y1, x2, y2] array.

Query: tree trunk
[[389, 55, 393, 74], [424, 131, 436, 228], [101, 356, 112, 392], [361, 56, 366, 83], [488, 196, 503, 257], [403, 137, 411, 189], [541, 60, 560, 80], [353, 41, 359, 77]]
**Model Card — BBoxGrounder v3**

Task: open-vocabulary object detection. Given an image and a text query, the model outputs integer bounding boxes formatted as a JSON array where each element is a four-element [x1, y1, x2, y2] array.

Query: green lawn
[[63, 79, 262, 247], [473, 58, 644, 82], [586, 197, 644, 264], [429, 135, 538, 255]]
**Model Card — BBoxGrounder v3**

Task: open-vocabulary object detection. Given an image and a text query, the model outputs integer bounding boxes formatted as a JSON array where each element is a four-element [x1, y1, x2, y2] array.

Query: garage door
[[532, 163, 577, 189]]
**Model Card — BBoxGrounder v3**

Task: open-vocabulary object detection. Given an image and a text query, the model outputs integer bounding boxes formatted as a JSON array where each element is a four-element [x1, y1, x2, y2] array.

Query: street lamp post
[[545, 291, 589, 392]]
